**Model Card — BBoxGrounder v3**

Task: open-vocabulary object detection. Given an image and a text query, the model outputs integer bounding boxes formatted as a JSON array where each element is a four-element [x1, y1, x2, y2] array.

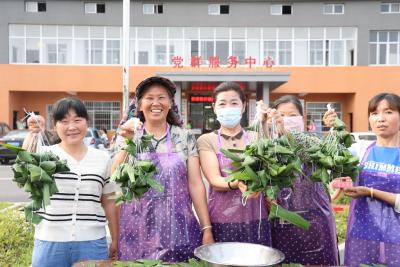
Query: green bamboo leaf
[[320, 156, 334, 168], [334, 155, 347, 165], [39, 161, 57, 175], [243, 156, 256, 166], [268, 203, 310, 231], [50, 182, 59, 194], [23, 181, 33, 193], [0, 143, 25, 153], [42, 184, 51, 206], [17, 151, 37, 165], [55, 160, 70, 172], [244, 165, 259, 181], [126, 165, 136, 183], [227, 148, 245, 154], [321, 168, 331, 184], [220, 148, 242, 162], [272, 145, 294, 155], [266, 185, 279, 199], [347, 156, 359, 165], [147, 178, 164, 193], [24, 209, 43, 225], [137, 160, 153, 171], [333, 117, 346, 131], [233, 171, 251, 181], [28, 164, 44, 183]]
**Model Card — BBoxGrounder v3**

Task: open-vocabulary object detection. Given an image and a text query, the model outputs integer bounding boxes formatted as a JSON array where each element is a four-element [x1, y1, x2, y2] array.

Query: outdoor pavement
[[0, 163, 30, 202]]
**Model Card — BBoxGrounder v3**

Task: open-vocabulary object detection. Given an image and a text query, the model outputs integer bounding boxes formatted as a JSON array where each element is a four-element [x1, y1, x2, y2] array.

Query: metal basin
[[194, 242, 285, 267]]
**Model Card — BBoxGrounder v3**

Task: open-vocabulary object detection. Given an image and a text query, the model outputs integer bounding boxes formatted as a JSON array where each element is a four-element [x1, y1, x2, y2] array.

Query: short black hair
[[368, 93, 400, 114], [213, 82, 246, 103], [52, 97, 89, 125], [272, 95, 303, 116]]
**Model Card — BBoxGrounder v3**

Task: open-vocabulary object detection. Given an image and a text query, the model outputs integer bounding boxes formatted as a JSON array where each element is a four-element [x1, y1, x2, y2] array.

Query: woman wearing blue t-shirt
[[327, 93, 400, 267]]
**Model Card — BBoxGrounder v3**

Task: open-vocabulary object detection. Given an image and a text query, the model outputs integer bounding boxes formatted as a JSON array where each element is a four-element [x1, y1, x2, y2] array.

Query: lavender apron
[[345, 143, 400, 267], [271, 167, 339, 265], [208, 129, 271, 245], [118, 129, 201, 262]]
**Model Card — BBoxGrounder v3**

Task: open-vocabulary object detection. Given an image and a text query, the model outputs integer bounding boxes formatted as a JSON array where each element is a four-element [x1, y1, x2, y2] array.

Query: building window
[[310, 40, 324, 65], [278, 41, 292, 65], [143, 4, 163, 14], [106, 40, 120, 64], [84, 101, 121, 129], [84, 3, 105, 14], [26, 38, 40, 63], [200, 40, 214, 64], [306, 102, 342, 132], [329, 40, 345, 65], [47, 101, 121, 130], [8, 25, 357, 67], [208, 4, 230, 15], [369, 30, 400, 65], [323, 3, 344, 14], [381, 2, 400, 13], [154, 41, 167, 65], [263, 41, 277, 63], [232, 41, 246, 64], [90, 40, 104, 64], [25, 1, 46, 12], [271, 4, 292, 15]]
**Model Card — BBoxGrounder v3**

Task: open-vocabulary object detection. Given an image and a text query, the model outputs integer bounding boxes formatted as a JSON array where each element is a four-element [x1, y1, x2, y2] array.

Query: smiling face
[[55, 109, 88, 146], [138, 85, 172, 124], [369, 99, 400, 139]]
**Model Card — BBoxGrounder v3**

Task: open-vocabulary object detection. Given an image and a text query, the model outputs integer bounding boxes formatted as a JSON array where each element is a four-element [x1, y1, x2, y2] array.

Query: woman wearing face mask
[[197, 82, 271, 245], [326, 93, 400, 267], [113, 76, 213, 262], [259, 95, 338, 265]]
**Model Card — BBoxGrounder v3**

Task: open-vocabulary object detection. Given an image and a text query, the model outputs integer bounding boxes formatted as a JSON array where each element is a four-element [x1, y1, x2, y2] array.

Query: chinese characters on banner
[[171, 55, 275, 68]]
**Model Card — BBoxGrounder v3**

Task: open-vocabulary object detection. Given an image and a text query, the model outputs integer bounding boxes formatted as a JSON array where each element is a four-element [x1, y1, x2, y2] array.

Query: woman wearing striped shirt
[[24, 98, 118, 267]]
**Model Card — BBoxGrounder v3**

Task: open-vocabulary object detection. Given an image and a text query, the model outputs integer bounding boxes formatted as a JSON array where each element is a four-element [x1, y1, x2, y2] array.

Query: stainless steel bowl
[[194, 242, 285, 267]]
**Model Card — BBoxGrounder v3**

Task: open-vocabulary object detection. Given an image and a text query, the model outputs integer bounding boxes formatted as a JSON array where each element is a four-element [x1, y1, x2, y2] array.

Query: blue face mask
[[215, 107, 242, 128]]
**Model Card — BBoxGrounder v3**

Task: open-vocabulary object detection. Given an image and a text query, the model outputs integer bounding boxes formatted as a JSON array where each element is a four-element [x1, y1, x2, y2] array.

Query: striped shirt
[[34, 144, 115, 242]]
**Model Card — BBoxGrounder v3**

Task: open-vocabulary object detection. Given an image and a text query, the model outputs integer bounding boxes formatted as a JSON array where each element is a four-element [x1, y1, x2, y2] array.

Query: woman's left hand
[[323, 109, 337, 128], [237, 181, 260, 198], [202, 229, 215, 244], [265, 197, 277, 211], [108, 241, 118, 260], [264, 108, 285, 136], [256, 100, 269, 123], [343, 186, 371, 198]]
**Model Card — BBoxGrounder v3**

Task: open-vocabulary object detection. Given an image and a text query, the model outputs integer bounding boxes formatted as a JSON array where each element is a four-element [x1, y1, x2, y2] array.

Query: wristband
[[394, 194, 400, 213], [228, 182, 234, 190], [201, 225, 212, 232], [370, 187, 374, 199]]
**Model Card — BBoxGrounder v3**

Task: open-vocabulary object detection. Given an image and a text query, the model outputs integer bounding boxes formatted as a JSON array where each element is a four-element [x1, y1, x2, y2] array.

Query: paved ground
[[0, 162, 30, 202]]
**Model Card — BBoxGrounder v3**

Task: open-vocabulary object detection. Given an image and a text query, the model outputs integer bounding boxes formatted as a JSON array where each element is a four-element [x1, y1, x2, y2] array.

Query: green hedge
[[0, 208, 34, 266], [0, 202, 12, 210], [335, 206, 349, 244]]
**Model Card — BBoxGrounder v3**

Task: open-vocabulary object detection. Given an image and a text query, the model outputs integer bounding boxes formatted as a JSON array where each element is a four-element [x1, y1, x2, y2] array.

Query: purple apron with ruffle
[[271, 167, 339, 265], [208, 129, 271, 245], [118, 129, 201, 262], [345, 143, 400, 267]]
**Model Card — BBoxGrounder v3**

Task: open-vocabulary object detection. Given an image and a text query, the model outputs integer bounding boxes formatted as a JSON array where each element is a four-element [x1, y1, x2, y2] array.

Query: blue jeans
[[31, 237, 108, 267]]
